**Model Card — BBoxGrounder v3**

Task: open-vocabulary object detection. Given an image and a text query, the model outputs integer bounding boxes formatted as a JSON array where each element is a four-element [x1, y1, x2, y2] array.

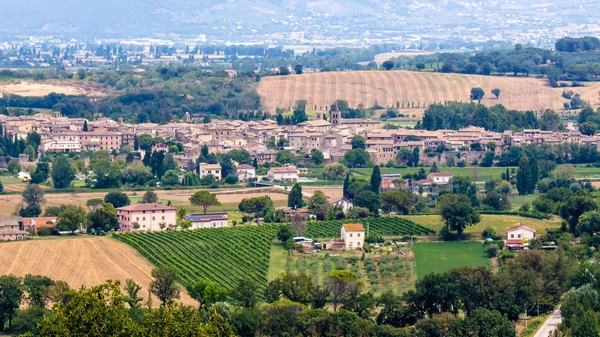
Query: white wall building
[[198, 163, 222, 181], [341, 223, 365, 250], [117, 203, 177, 232], [187, 213, 228, 229]]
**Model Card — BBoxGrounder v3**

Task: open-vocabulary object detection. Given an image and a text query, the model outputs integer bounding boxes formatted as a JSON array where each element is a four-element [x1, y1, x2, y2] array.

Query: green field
[[114, 226, 277, 293], [414, 242, 491, 278], [573, 166, 600, 178], [401, 214, 560, 238], [350, 167, 513, 182]]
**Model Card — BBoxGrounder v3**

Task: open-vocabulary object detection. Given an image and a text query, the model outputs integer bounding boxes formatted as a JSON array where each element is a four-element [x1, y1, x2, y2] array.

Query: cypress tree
[[252, 157, 258, 169], [288, 184, 304, 209], [83, 120, 88, 132], [516, 156, 529, 195], [343, 173, 351, 199], [370, 166, 382, 194]]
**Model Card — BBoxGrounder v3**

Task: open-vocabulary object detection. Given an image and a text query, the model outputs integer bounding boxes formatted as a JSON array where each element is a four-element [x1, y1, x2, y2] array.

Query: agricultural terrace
[[257, 70, 589, 113], [414, 241, 491, 278], [114, 226, 277, 294]]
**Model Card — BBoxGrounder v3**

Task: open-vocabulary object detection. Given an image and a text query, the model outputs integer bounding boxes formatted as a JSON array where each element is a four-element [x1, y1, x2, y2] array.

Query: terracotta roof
[[343, 224, 364, 231], [236, 164, 255, 169], [22, 217, 57, 229], [117, 203, 177, 212], [269, 167, 297, 173], [506, 239, 525, 245], [505, 225, 537, 233]]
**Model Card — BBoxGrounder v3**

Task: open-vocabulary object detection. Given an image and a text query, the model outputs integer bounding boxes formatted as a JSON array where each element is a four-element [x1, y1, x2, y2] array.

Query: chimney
[[118, 117, 123, 125]]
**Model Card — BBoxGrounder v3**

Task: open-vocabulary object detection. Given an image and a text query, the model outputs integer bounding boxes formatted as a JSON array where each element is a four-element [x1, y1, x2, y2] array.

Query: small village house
[[186, 213, 229, 229], [504, 224, 536, 250], [198, 163, 222, 181], [236, 164, 256, 182], [117, 203, 177, 232], [341, 223, 365, 250], [0, 216, 28, 241], [427, 172, 453, 185], [267, 165, 299, 182], [22, 216, 58, 233]]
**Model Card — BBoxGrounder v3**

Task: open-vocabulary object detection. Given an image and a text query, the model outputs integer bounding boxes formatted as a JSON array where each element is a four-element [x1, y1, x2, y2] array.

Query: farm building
[[117, 203, 177, 232], [267, 165, 299, 182], [22, 217, 58, 232], [236, 164, 256, 182], [505, 225, 536, 250], [341, 223, 365, 250], [198, 163, 222, 181], [0, 216, 28, 241], [186, 213, 229, 229]]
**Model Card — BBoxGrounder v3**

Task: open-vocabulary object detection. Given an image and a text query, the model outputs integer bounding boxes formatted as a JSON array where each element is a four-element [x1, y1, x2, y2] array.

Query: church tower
[[330, 103, 342, 127]]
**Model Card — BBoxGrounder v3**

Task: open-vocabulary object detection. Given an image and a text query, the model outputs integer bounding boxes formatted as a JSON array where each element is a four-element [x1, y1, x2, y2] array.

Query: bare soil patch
[[0, 80, 111, 97]]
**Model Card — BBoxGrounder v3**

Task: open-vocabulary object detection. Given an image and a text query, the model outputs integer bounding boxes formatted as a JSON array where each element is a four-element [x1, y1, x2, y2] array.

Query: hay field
[[0, 188, 288, 216], [258, 70, 600, 113], [0, 237, 195, 306], [0, 80, 110, 97]]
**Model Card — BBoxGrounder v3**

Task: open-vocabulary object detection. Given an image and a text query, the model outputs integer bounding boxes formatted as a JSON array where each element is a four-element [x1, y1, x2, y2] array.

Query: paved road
[[534, 309, 562, 337]]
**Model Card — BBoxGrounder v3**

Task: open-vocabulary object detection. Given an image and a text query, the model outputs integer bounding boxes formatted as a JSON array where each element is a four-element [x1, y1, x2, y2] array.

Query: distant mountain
[[1, 0, 599, 43]]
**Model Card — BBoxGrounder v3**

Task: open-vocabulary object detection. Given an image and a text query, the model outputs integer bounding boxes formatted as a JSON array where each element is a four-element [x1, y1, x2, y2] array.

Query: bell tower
[[330, 103, 342, 127]]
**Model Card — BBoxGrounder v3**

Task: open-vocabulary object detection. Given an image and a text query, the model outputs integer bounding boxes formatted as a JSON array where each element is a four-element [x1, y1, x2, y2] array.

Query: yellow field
[[0, 80, 111, 97], [257, 70, 600, 113], [0, 236, 195, 306], [0, 188, 288, 216]]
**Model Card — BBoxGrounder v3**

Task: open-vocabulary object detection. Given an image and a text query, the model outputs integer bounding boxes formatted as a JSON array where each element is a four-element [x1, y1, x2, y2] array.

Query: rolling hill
[[257, 70, 600, 113], [0, 237, 195, 306]]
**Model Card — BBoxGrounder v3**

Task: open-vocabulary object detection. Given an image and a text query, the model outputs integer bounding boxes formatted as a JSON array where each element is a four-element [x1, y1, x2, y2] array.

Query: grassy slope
[[401, 214, 560, 238], [414, 241, 491, 278], [351, 167, 514, 182]]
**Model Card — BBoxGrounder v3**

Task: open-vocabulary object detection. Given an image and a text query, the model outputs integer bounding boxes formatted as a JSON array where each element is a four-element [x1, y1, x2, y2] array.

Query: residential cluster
[[1, 109, 597, 171]]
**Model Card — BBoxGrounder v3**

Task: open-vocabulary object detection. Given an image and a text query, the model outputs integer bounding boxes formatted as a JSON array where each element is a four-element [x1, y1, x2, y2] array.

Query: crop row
[[304, 217, 435, 239], [115, 225, 277, 293]]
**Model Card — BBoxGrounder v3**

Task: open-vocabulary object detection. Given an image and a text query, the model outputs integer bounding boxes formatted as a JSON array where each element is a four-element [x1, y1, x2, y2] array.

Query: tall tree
[[141, 191, 159, 204], [328, 270, 359, 311], [343, 173, 351, 199], [56, 205, 88, 234], [104, 192, 130, 208], [307, 190, 330, 220], [150, 266, 180, 306], [370, 166, 382, 194], [51, 156, 75, 188], [439, 194, 480, 236], [189, 190, 221, 214], [0, 275, 23, 332], [288, 184, 304, 209]]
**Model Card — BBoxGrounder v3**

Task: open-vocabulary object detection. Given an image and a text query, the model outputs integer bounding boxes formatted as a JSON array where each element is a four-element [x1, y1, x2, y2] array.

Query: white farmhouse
[[198, 163, 222, 181], [186, 213, 228, 229], [267, 165, 299, 182], [505, 225, 536, 250], [236, 164, 256, 182], [341, 223, 365, 250], [427, 172, 453, 185]]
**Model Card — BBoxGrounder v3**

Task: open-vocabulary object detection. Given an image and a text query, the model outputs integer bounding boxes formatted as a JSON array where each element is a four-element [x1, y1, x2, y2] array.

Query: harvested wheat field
[[0, 237, 195, 306], [258, 70, 600, 113], [0, 188, 288, 216], [0, 80, 111, 97]]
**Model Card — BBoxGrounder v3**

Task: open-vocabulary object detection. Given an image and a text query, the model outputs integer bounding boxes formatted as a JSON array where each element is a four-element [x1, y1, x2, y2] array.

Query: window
[[518, 234, 521, 238], [136, 217, 139, 221], [143, 217, 146, 221], [349, 233, 353, 238], [358, 233, 361, 237], [162, 216, 165, 220], [511, 234, 514, 238], [152, 217, 155, 221]]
